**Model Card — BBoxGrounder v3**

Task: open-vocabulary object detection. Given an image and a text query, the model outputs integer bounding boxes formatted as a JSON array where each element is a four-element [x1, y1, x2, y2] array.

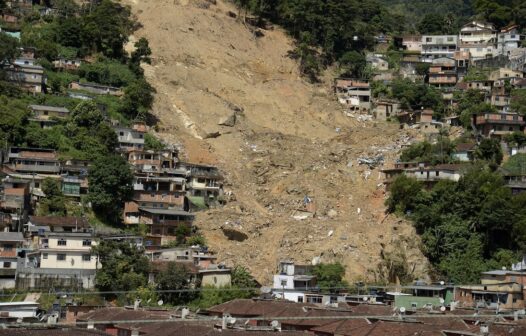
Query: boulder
[[218, 112, 236, 127]]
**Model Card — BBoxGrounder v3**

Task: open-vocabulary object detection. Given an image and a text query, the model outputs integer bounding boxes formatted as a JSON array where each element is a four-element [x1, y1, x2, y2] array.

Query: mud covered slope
[[125, 0, 429, 284]]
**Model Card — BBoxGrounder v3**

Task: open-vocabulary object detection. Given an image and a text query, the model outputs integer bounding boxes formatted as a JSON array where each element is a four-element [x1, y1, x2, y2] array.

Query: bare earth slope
[[125, 0, 429, 284]]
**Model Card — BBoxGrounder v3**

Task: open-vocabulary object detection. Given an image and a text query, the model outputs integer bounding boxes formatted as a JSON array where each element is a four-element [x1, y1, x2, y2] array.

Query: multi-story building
[[428, 57, 457, 88], [115, 124, 146, 152], [458, 21, 497, 61], [17, 232, 98, 290], [334, 79, 371, 112], [0, 177, 30, 231], [5, 63, 46, 93], [272, 260, 317, 303], [473, 112, 526, 138], [421, 35, 458, 62], [183, 163, 224, 207], [402, 35, 422, 52], [0, 232, 24, 289], [6, 147, 61, 176], [497, 24, 523, 56], [28, 105, 70, 128]]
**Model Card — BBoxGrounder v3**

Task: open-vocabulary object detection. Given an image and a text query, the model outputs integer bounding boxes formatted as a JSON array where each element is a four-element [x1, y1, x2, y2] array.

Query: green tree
[[39, 178, 67, 216], [339, 51, 366, 78], [120, 79, 155, 119], [312, 262, 348, 293], [144, 133, 164, 151], [0, 96, 29, 147], [94, 240, 150, 292], [386, 175, 425, 214], [503, 154, 526, 175], [71, 101, 104, 128], [155, 262, 198, 305], [131, 37, 152, 65], [511, 89, 526, 116], [87, 154, 133, 223], [0, 32, 19, 62], [474, 138, 503, 166]]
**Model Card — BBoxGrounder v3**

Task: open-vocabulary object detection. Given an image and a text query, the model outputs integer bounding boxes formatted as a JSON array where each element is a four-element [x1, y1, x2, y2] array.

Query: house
[[458, 21, 497, 61], [272, 260, 317, 303], [456, 269, 526, 310], [405, 164, 467, 185], [428, 57, 457, 87], [17, 232, 98, 290], [472, 112, 525, 138], [5, 63, 46, 93], [183, 163, 224, 207], [464, 80, 493, 93], [509, 48, 526, 73], [1, 13, 18, 24], [452, 143, 475, 162], [389, 284, 454, 311], [397, 109, 434, 126], [69, 82, 123, 96], [402, 35, 422, 52], [334, 79, 371, 113], [135, 208, 194, 237], [489, 68, 523, 81], [53, 58, 82, 70], [454, 51, 470, 80], [6, 147, 61, 176], [366, 54, 388, 71], [26, 216, 91, 235], [0, 178, 29, 230], [0, 232, 24, 289], [28, 105, 70, 128], [421, 35, 458, 62], [373, 100, 400, 121], [115, 125, 146, 152], [13, 58, 36, 66], [497, 24, 524, 56]]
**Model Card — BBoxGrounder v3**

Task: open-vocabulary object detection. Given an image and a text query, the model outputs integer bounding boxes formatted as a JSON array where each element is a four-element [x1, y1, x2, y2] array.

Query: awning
[[188, 196, 207, 209]]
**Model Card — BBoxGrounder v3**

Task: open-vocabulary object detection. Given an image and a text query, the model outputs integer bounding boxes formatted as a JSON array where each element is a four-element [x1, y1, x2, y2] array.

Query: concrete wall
[[40, 251, 98, 270], [201, 272, 231, 287]]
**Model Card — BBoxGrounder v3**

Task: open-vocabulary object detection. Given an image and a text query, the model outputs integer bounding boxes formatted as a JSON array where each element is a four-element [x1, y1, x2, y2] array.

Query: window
[[82, 240, 92, 246], [411, 302, 418, 308], [307, 296, 323, 304], [3, 262, 10, 268], [297, 296, 304, 303], [513, 298, 518, 303], [280, 280, 287, 287], [57, 254, 66, 261], [3, 244, 12, 251], [447, 37, 453, 42], [43, 253, 48, 259], [57, 239, 67, 246], [426, 37, 432, 42], [119, 132, 124, 136], [436, 171, 439, 177], [82, 254, 91, 262]]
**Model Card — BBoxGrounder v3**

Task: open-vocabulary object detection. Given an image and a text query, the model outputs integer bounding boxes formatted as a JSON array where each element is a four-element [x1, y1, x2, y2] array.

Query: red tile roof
[[0, 328, 110, 336]]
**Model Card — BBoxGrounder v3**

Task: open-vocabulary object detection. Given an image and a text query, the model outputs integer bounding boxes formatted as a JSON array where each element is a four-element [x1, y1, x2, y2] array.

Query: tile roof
[[28, 105, 70, 113], [76, 307, 176, 323], [0, 232, 24, 242], [0, 328, 110, 336], [28, 216, 90, 228]]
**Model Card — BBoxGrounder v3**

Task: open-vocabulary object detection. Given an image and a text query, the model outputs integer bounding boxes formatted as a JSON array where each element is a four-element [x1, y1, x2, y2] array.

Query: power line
[[0, 283, 516, 297], [5, 314, 523, 328]]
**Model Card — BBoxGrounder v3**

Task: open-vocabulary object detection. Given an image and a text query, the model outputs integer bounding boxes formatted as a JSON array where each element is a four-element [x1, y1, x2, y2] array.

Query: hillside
[[124, 0, 429, 284]]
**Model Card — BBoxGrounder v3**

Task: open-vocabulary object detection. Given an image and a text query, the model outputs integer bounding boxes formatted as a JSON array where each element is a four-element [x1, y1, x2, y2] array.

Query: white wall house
[[421, 35, 458, 62], [272, 261, 317, 303]]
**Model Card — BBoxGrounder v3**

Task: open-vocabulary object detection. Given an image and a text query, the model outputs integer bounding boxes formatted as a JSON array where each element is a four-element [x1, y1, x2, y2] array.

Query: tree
[[312, 263, 347, 293], [120, 79, 155, 119], [503, 154, 526, 175], [339, 51, 366, 78], [0, 96, 29, 147], [231, 266, 258, 290], [417, 14, 446, 34], [386, 175, 425, 214], [94, 240, 150, 293], [155, 262, 198, 305], [131, 37, 152, 65], [39, 178, 67, 216], [474, 138, 503, 166], [511, 89, 526, 116], [87, 154, 133, 223], [144, 133, 164, 151], [71, 101, 104, 128], [0, 32, 19, 62]]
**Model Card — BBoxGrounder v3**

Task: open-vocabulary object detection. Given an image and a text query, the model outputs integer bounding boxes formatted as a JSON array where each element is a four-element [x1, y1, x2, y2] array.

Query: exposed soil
[[124, 0, 430, 284]]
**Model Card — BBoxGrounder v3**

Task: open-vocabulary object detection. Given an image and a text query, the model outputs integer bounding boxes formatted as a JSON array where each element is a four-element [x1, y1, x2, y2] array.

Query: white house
[[272, 260, 317, 303], [421, 35, 458, 62], [459, 21, 497, 61]]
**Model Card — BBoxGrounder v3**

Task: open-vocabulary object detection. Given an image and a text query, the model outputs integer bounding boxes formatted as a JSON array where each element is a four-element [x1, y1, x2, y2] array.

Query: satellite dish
[[157, 300, 164, 306], [227, 317, 237, 326], [399, 307, 406, 313], [440, 281, 445, 286], [362, 296, 369, 301], [439, 298, 445, 304], [440, 306, 446, 312], [271, 320, 280, 329], [260, 286, 271, 294]]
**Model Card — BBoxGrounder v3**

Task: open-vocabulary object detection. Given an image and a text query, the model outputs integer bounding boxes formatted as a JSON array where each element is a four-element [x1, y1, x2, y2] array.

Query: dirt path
[[125, 0, 430, 284]]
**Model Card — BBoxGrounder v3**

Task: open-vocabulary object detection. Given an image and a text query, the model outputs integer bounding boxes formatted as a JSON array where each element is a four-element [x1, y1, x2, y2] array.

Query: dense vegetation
[[0, 0, 156, 224], [387, 166, 525, 283]]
